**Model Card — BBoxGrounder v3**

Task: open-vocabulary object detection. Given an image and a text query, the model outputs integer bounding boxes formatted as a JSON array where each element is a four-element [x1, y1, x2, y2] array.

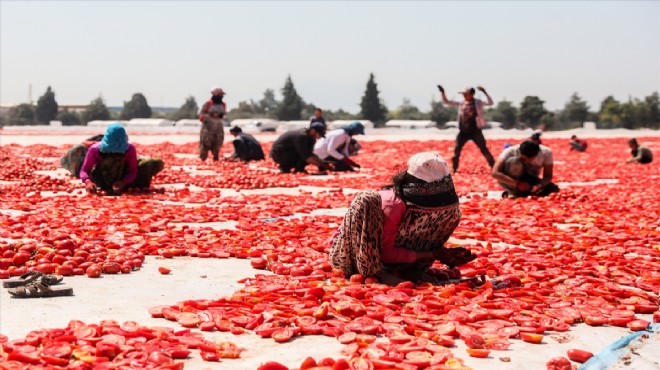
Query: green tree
[[6, 104, 36, 125], [390, 98, 428, 120], [619, 99, 638, 129], [598, 96, 622, 129], [540, 112, 557, 130], [57, 109, 82, 126], [35, 86, 58, 124], [430, 100, 458, 127], [276, 75, 304, 120], [562, 92, 590, 126], [227, 101, 260, 120], [168, 96, 199, 121], [518, 96, 547, 128], [257, 89, 279, 118], [644, 92, 660, 129], [489, 100, 518, 129], [325, 109, 356, 121], [120, 93, 152, 120], [82, 97, 111, 123], [301, 102, 317, 121], [359, 73, 388, 127]]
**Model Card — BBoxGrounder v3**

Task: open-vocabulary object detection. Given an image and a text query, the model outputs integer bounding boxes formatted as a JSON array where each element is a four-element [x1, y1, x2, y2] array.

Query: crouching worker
[[80, 123, 164, 195], [627, 138, 653, 164], [228, 126, 265, 162], [492, 140, 559, 198], [329, 152, 476, 286], [60, 134, 104, 177], [314, 121, 365, 172], [569, 135, 587, 152], [270, 122, 330, 173]]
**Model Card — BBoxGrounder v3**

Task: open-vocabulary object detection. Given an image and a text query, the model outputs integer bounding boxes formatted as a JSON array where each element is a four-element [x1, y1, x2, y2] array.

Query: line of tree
[[2, 82, 658, 130]]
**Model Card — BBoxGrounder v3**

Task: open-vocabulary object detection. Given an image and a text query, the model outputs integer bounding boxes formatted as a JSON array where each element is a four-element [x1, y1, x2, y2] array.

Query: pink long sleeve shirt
[[378, 189, 417, 263], [330, 189, 417, 264], [79, 142, 138, 185]]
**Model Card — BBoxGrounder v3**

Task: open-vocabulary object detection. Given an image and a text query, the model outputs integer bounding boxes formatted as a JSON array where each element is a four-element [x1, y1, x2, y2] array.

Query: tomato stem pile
[[1, 138, 659, 369]]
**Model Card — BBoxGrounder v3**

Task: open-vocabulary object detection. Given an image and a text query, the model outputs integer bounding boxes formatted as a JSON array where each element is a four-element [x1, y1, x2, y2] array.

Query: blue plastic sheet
[[579, 323, 659, 370]]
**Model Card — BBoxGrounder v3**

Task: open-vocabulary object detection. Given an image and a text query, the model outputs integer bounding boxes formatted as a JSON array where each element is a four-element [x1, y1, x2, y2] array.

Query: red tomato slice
[[272, 327, 294, 343], [466, 348, 490, 358], [348, 357, 374, 370], [257, 361, 289, 370], [546, 356, 572, 370], [520, 332, 544, 344], [177, 312, 201, 328], [337, 332, 357, 344], [567, 349, 593, 363], [627, 319, 650, 331]]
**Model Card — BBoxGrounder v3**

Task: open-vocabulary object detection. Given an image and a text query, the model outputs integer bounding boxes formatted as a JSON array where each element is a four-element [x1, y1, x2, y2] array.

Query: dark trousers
[[271, 151, 306, 173], [498, 157, 559, 197], [233, 140, 264, 162], [327, 157, 354, 172], [453, 130, 495, 172]]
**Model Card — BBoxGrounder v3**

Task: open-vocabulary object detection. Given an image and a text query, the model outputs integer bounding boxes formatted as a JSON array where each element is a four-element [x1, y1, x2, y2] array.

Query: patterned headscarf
[[402, 152, 458, 207]]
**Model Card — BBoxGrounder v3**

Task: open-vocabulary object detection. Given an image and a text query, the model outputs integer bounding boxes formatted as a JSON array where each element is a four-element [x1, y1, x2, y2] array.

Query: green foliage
[[430, 100, 457, 127], [518, 96, 547, 128], [276, 75, 304, 120], [360, 73, 388, 127], [6, 104, 36, 126], [597, 93, 659, 129], [35, 86, 58, 124], [82, 97, 111, 123], [257, 89, 279, 118], [562, 92, 590, 125], [539, 112, 557, 130], [120, 93, 152, 120], [390, 98, 429, 120], [301, 103, 318, 122], [598, 96, 622, 128], [488, 100, 518, 129], [56, 109, 82, 126], [644, 92, 660, 129], [324, 109, 357, 121], [168, 96, 199, 121], [227, 89, 282, 120], [227, 101, 260, 120]]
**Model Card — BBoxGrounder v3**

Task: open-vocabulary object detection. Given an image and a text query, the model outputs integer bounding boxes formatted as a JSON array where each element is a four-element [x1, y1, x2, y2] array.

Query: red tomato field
[[0, 134, 659, 370]]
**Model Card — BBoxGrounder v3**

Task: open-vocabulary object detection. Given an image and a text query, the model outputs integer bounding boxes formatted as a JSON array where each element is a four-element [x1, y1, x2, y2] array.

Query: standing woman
[[330, 152, 475, 285], [80, 123, 164, 195], [198, 87, 227, 161]]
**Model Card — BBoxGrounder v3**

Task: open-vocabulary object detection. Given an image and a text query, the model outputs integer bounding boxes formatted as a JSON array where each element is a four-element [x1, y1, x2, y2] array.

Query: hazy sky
[[1, 1, 658, 113]]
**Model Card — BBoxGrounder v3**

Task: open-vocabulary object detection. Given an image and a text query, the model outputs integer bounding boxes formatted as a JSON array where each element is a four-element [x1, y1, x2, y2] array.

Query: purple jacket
[[79, 142, 138, 184]]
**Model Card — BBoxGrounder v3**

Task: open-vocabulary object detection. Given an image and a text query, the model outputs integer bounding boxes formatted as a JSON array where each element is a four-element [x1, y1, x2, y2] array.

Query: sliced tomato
[[337, 332, 357, 344], [257, 361, 289, 370], [520, 332, 544, 344], [546, 356, 572, 370], [466, 348, 490, 358], [627, 319, 649, 331], [272, 327, 294, 343], [567, 349, 593, 363]]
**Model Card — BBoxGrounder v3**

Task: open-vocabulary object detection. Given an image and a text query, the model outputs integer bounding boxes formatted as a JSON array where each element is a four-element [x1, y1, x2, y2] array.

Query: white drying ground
[[0, 128, 659, 370]]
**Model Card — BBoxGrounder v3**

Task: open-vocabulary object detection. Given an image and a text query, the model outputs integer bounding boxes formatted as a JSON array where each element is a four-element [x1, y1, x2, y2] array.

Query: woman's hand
[[85, 180, 97, 194], [112, 181, 126, 193]]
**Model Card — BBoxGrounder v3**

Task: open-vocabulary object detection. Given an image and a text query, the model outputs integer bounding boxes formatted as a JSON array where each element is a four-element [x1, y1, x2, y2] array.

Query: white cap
[[211, 86, 226, 96], [406, 152, 451, 183]]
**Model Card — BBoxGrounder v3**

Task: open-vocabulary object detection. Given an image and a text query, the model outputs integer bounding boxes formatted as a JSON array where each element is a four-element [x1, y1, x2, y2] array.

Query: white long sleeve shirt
[[313, 129, 351, 160]]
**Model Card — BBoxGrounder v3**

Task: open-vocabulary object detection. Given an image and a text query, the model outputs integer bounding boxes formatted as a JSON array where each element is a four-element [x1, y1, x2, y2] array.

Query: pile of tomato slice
[[0, 319, 244, 369], [1, 137, 659, 369]]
